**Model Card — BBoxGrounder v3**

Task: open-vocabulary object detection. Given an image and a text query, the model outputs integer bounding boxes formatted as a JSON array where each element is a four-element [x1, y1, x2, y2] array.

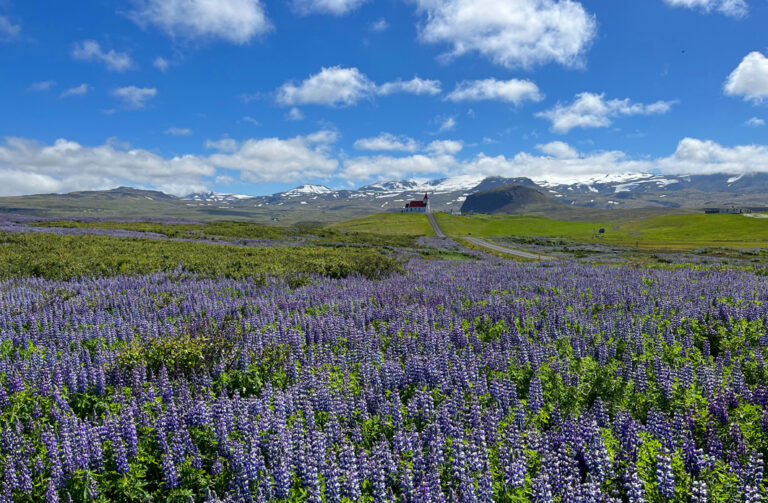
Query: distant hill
[[460, 184, 568, 215], [4, 171, 768, 223]]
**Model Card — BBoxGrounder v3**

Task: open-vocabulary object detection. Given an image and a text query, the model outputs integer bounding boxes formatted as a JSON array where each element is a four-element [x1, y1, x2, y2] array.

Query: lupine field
[[1, 222, 768, 502]]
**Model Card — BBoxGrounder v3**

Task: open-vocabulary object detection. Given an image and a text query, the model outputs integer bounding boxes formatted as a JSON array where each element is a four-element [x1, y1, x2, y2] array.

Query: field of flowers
[[1, 255, 767, 502]]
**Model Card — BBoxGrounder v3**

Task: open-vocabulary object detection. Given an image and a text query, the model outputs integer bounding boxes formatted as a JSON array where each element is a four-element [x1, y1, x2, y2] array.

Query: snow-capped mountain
[[179, 173, 768, 217]]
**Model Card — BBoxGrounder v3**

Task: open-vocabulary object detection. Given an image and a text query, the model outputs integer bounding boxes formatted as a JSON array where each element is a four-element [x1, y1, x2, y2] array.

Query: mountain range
[[1, 172, 766, 223]]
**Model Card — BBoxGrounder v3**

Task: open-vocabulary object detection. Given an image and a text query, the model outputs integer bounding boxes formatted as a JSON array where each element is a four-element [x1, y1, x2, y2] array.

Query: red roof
[[407, 200, 427, 208]]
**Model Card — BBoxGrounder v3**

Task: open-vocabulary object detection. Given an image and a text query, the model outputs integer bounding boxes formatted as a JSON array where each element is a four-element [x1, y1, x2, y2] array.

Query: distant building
[[704, 207, 754, 214], [403, 193, 431, 213]]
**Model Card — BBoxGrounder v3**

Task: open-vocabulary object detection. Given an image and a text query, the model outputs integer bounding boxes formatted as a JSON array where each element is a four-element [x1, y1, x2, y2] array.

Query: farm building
[[402, 193, 430, 213], [704, 207, 754, 214]]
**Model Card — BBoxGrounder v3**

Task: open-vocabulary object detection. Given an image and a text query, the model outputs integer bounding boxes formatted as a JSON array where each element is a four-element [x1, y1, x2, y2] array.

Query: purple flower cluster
[[0, 259, 765, 501]]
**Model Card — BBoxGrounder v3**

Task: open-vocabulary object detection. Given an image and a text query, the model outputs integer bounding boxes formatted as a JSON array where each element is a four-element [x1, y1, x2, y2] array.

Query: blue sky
[[1, 0, 767, 196]]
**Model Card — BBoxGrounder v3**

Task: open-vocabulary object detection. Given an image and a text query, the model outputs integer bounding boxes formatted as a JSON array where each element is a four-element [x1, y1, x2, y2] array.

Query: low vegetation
[[329, 212, 435, 236], [0, 232, 402, 281], [435, 212, 768, 249]]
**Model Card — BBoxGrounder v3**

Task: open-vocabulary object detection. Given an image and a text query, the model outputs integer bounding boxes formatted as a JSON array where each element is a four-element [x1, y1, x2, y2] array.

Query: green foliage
[[0, 232, 402, 280]]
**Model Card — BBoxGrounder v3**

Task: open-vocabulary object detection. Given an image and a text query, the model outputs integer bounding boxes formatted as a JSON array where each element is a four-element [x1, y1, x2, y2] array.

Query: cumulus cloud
[[369, 18, 389, 32], [291, 0, 367, 16], [286, 107, 305, 121], [61, 84, 90, 98], [536, 92, 676, 133], [438, 116, 457, 132], [165, 127, 193, 136], [0, 14, 20, 41], [446, 78, 543, 105], [208, 131, 338, 182], [276, 67, 442, 107], [277, 66, 375, 107], [663, 0, 747, 17], [71, 40, 134, 72], [745, 117, 765, 127], [153, 57, 171, 72], [28, 81, 56, 92], [0, 137, 213, 196], [724, 52, 768, 103], [411, 0, 597, 68], [343, 154, 454, 180], [354, 133, 419, 152], [427, 140, 463, 155], [377, 77, 442, 96], [536, 141, 579, 158], [465, 138, 768, 182], [130, 0, 271, 44], [112, 86, 157, 109], [205, 138, 239, 152]]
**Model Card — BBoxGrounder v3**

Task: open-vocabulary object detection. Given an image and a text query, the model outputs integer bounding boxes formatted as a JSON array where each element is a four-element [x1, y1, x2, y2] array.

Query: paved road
[[427, 212, 445, 237], [465, 237, 554, 260], [427, 212, 553, 260]]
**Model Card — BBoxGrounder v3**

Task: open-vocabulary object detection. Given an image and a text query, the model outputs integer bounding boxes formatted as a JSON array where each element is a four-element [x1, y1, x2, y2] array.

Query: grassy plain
[[435, 212, 768, 249], [329, 212, 435, 236], [333, 212, 768, 250], [0, 232, 401, 281]]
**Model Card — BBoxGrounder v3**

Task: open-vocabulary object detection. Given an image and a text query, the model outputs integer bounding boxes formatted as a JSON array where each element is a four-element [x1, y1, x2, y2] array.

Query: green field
[[330, 212, 435, 236], [0, 232, 401, 281], [435, 213, 768, 249], [333, 212, 768, 250]]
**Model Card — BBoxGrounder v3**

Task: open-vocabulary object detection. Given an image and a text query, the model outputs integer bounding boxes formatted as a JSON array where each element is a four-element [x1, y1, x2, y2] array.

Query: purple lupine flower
[[655, 449, 675, 500], [691, 480, 707, 503], [161, 452, 178, 489], [110, 425, 129, 475], [528, 376, 544, 416], [625, 463, 645, 503], [45, 478, 59, 503]]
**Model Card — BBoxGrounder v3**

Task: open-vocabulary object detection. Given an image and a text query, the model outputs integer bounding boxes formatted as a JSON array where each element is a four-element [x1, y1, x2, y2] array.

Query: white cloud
[[215, 175, 235, 184], [536, 141, 578, 158], [112, 86, 157, 109], [724, 52, 768, 103], [745, 117, 765, 127], [277, 66, 375, 107], [663, 0, 747, 17], [0, 137, 213, 196], [438, 116, 457, 132], [286, 107, 305, 121], [71, 40, 134, 72], [339, 136, 768, 183], [205, 138, 239, 152], [446, 78, 543, 105], [165, 127, 193, 136], [412, 0, 597, 68], [343, 154, 454, 179], [153, 57, 170, 72], [130, 0, 272, 44], [208, 131, 338, 182], [291, 0, 367, 16], [463, 138, 768, 182], [536, 92, 676, 133], [354, 133, 419, 152], [61, 84, 90, 98], [28, 81, 56, 92], [427, 139, 463, 155], [0, 14, 20, 41], [377, 77, 442, 96], [241, 116, 261, 126], [276, 67, 442, 107], [657, 137, 768, 175], [369, 18, 389, 32]]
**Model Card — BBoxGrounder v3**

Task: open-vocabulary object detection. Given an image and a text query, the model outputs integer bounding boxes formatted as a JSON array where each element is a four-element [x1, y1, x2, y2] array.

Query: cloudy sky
[[1, 0, 767, 196]]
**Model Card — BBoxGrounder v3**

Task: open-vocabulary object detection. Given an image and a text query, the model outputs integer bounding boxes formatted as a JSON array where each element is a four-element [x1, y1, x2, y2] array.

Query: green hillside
[[330, 213, 435, 236]]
